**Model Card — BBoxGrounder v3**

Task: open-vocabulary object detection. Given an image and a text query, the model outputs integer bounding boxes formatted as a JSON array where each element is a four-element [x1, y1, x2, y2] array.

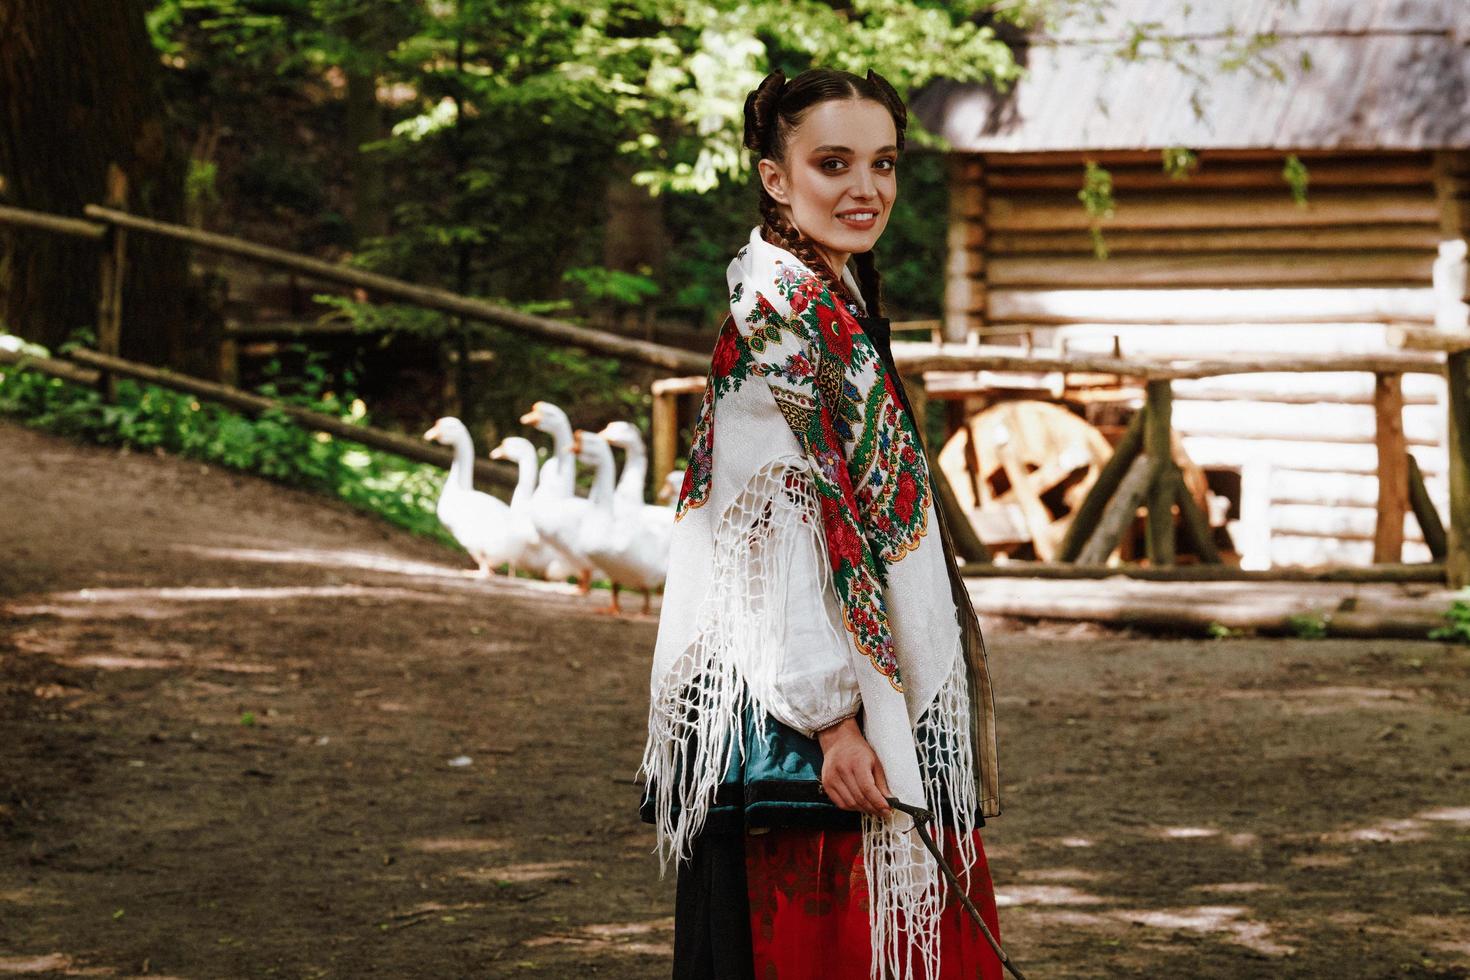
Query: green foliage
[[0, 336, 454, 548], [1078, 161, 1115, 260], [1286, 612, 1328, 640], [185, 157, 222, 212], [1428, 598, 1470, 644], [1282, 153, 1310, 206], [562, 266, 661, 307], [1206, 621, 1242, 640], [1161, 146, 1198, 180]]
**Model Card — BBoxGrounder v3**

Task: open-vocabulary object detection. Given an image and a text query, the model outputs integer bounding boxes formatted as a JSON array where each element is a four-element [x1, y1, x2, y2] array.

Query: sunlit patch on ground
[[996, 884, 1104, 907], [455, 860, 583, 884], [1016, 866, 1104, 882], [1188, 881, 1277, 894], [1154, 825, 1219, 839], [4, 584, 471, 618], [0, 952, 115, 975], [1110, 905, 1296, 956], [173, 543, 587, 598], [523, 916, 674, 957], [1217, 684, 1428, 716], [409, 836, 511, 855]]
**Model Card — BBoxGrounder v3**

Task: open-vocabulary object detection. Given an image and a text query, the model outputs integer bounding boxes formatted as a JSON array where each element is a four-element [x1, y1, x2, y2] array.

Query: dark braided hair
[[742, 67, 908, 318]]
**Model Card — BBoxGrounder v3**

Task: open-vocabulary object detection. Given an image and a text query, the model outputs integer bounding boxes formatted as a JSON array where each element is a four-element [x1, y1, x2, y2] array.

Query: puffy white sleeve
[[763, 505, 863, 739]]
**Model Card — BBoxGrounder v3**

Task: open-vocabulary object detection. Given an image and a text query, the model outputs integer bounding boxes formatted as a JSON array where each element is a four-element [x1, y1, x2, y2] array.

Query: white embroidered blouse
[[769, 521, 863, 737]]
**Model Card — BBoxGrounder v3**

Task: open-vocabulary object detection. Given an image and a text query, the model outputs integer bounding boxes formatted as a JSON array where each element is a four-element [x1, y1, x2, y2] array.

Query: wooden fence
[[5, 200, 1470, 585]]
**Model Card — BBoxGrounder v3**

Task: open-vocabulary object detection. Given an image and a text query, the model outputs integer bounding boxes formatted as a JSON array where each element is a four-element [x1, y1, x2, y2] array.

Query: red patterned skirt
[[744, 826, 1004, 980]]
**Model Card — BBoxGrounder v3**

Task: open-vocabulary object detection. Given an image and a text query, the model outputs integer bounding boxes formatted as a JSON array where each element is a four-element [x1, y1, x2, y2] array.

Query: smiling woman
[[639, 67, 1006, 980]]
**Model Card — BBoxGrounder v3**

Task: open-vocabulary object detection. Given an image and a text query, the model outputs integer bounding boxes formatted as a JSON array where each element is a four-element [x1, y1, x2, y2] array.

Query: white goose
[[423, 417, 514, 577], [598, 420, 655, 511], [487, 436, 573, 580], [576, 428, 672, 615], [520, 400, 600, 592]]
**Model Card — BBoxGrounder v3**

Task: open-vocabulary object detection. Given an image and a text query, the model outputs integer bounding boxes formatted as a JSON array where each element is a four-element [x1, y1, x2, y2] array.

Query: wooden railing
[[5, 199, 1467, 584]]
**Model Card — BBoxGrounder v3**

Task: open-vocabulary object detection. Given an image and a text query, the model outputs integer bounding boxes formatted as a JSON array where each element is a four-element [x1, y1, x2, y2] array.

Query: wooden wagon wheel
[[939, 400, 1216, 562], [938, 400, 1114, 561]]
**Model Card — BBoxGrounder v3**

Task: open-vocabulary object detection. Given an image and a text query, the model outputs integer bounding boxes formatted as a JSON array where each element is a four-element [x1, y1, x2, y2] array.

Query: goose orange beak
[[571, 430, 584, 454], [423, 421, 442, 441]]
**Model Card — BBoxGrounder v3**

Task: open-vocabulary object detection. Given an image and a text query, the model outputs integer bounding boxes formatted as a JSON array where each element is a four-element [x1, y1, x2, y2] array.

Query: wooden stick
[[1077, 453, 1161, 565], [959, 560, 1444, 584], [1171, 466, 1221, 564], [889, 346, 1444, 379], [931, 456, 992, 564], [65, 348, 517, 493], [1144, 380, 1175, 566], [1058, 406, 1147, 562], [0, 203, 107, 239], [1408, 452, 1448, 561], [0, 348, 101, 385], [81, 204, 707, 374]]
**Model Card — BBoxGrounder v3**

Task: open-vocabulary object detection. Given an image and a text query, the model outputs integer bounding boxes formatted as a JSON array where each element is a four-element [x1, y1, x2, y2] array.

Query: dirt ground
[[2, 415, 1468, 979]]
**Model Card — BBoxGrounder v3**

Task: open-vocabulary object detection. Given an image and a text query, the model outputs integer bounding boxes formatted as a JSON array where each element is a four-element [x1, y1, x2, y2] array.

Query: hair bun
[[742, 70, 787, 154]]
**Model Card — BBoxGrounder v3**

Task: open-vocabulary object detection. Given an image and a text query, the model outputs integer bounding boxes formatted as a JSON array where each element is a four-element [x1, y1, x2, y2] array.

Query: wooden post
[[1144, 379, 1175, 565], [1446, 350, 1470, 587], [1407, 452, 1448, 561], [1432, 151, 1470, 330], [943, 154, 986, 344], [1171, 467, 1221, 564], [651, 385, 679, 495], [1058, 406, 1147, 562], [1372, 372, 1408, 563], [1434, 152, 1470, 586], [95, 165, 128, 402], [1077, 453, 1162, 565]]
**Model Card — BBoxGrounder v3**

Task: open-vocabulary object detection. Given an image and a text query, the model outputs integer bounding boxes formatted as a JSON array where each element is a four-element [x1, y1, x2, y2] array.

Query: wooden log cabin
[[910, 0, 1470, 568]]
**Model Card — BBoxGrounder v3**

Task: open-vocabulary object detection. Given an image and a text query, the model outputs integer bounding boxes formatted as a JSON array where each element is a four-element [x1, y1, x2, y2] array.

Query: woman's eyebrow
[[811, 143, 899, 155]]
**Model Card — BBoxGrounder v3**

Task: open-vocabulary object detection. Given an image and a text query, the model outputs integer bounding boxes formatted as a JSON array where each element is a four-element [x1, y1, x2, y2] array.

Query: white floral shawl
[[640, 226, 1001, 979]]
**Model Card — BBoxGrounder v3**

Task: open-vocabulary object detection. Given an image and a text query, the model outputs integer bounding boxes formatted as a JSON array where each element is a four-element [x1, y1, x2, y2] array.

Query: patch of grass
[[1429, 598, 1470, 644], [1286, 612, 1329, 639], [0, 334, 454, 549]]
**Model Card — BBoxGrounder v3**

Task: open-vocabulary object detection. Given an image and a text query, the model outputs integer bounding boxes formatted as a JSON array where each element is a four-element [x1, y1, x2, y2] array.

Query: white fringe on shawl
[[639, 227, 984, 980]]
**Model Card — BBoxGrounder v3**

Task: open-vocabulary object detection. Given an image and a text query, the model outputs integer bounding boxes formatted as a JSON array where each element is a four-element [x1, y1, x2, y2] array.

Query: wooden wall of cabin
[[942, 148, 1450, 567]]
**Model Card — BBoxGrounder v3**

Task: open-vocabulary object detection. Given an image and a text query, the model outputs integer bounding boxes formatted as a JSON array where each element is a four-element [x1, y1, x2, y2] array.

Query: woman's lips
[[836, 210, 878, 230]]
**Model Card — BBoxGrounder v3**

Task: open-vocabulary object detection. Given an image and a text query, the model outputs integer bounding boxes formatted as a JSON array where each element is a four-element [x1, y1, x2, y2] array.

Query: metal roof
[[911, 0, 1470, 153]]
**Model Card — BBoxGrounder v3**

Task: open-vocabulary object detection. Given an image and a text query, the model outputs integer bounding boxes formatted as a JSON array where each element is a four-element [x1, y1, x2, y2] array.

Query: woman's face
[[758, 97, 898, 271]]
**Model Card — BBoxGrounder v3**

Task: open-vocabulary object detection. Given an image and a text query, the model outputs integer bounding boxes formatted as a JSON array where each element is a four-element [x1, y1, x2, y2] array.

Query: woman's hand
[[815, 716, 893, 817]]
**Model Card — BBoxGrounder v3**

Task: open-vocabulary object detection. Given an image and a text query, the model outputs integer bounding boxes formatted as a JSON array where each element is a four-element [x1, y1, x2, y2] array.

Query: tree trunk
[[602, 156, 665, 334], [345, 66, 388, 244], [0, 0, 209, 374], [340, 5, 392, 245]]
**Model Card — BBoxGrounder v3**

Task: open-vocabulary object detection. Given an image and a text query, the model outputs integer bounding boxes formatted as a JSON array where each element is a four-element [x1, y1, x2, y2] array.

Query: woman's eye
[[821, 158, 846, 172], [875, 158, 897, 172]]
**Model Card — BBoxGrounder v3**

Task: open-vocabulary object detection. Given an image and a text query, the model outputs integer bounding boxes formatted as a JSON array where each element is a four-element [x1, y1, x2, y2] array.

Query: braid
[[758, 196, 863, 312], [743, 67, 906, 318]]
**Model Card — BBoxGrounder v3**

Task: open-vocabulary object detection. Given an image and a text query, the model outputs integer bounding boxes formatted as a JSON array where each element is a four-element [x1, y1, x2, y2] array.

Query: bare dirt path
[[2, 417, 1468, 979]]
